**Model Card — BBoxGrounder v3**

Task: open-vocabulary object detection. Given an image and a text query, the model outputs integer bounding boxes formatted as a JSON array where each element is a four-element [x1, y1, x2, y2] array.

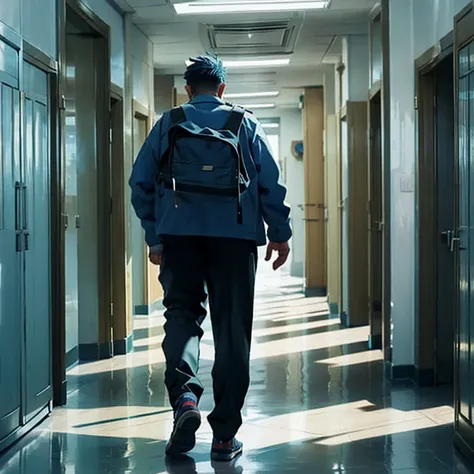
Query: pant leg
[[204, 237, 257, 441], [159, 236, 207, 407]]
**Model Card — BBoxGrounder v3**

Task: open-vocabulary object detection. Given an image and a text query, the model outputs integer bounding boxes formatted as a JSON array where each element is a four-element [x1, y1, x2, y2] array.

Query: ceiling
[[115, 0, 378, 108]]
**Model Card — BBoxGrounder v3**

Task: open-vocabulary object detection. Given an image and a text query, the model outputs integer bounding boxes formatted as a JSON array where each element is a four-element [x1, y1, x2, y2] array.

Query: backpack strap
[[170, 106, 186, 125], [224, 106, 246, 136]]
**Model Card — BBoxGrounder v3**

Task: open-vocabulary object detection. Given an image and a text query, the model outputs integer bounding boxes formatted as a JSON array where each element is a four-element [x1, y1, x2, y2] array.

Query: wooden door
[[303, 87, 326, 296]]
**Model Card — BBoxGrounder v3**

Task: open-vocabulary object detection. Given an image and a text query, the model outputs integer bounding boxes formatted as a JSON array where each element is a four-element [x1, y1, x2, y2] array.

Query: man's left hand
[[149, 252, 162, 266]]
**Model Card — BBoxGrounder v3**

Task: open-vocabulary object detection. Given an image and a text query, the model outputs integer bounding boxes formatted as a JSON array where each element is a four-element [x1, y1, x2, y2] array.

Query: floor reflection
[[0, 270, 472, 473]]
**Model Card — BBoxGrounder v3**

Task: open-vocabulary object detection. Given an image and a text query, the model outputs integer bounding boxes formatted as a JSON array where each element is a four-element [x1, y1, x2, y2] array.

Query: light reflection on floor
[[0, 266, 471, 474]]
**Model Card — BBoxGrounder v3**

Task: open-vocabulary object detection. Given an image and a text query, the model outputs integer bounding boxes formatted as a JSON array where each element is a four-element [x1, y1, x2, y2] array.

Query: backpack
[[158, 105, 250, 224]]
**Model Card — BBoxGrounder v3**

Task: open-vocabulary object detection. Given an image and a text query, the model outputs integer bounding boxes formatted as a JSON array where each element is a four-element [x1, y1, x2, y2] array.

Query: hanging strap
[[224, 106, 246, 136], [170, 106, 186, 125]]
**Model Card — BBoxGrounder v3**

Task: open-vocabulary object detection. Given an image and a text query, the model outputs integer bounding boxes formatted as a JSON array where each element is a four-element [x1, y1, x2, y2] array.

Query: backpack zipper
[[172, 177, 179, 208]]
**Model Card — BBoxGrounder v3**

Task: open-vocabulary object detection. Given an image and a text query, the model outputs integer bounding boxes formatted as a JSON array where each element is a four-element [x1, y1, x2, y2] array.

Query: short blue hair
[[184, 54, 227, 92]]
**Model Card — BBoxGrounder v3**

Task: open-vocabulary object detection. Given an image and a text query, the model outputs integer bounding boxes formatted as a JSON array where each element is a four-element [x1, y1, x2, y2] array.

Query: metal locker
[[0, 41, 22, 444], [22, 61, 52, 421]]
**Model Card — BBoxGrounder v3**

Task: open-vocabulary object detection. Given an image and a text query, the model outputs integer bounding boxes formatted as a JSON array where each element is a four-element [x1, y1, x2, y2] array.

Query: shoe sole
[[211, 445, 243, 462], [165, 410, 201, 456]]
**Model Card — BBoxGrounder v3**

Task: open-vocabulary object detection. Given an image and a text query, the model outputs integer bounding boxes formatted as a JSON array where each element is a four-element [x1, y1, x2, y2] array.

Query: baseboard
[[53, 380, 67, 407], [65, 346, 79, 369], [304, 286, 327, 297], [134, 304, 149, 315], [79, 341, 113, 361], [329, 302, 339, 316], [414, 367, 436, 387], [113, 334, 134, 355], [135, 299, 164, 316], [389, 363, 415, 381], [290, 261, 304, 278], [368, 334, 382, 350]]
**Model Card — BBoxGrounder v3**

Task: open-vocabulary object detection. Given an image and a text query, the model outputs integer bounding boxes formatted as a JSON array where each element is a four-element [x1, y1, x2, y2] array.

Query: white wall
[[388, 0, 471, 366], [281, 110, 304, 277], [131, 24, 154, 110], [0, 0, 56, 58], [342, 35, 370, 102]]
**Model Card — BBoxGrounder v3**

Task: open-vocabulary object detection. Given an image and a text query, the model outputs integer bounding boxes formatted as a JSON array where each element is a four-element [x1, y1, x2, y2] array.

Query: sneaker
[[211, 437, 243, 462], [165, 393, 201, 456]]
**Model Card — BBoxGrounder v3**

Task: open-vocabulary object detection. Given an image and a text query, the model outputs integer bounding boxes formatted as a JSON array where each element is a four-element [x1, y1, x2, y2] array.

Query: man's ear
[[217, 83, 226, 98]]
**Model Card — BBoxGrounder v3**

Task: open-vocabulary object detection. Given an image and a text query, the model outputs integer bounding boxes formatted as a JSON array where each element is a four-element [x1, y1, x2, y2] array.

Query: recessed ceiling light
[[174, 1, 330, 15], [243, 103, 276, 109], [225, 91, 280, 99], [262, 123, 279, 128], [186, 58, 290, 68]]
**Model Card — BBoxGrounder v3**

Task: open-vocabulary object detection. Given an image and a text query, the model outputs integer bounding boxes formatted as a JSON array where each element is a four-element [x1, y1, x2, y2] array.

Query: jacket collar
[[190, 94, 225, 105]]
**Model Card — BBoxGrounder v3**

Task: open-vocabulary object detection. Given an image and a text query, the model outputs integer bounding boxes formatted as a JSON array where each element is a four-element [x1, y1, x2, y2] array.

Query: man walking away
[[129, 54, 291, 462]]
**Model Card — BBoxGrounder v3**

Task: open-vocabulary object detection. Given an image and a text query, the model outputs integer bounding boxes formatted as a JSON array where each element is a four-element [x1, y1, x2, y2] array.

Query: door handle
[[450, 237, 466, 252], [24, 232, 30, 251], [75, 215, 80, 229], [373, 221, 384, 232], [14, 181, 21, 230], [22, 183, 28, 231], [16, 232, 22, 252], [441, 230, 452, 248]]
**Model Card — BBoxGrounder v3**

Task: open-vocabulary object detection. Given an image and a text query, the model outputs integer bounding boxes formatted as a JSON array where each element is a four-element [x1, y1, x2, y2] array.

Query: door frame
[[368, 5, 383, 351], [59, 0, 112, 366], [380, 0, 392, 366], [110, 87, 130, 354], [367, 88, 383, 349], [414, 33, 454, 387], [453, 1, 474, 459], [132, 99, 154, 312]]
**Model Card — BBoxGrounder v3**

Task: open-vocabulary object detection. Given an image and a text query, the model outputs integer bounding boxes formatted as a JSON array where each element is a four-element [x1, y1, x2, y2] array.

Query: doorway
[[110, 93, 129, 353], [416, 44, 455, 387], [454, 3, 474, 457], [368, 90, 383, 349], [63, 0, 112, 365], [131, 109, 149, 315]]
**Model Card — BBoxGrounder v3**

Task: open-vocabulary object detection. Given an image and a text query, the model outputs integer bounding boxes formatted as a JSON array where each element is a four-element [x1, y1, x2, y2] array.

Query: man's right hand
[[265, 241, 290, 271]]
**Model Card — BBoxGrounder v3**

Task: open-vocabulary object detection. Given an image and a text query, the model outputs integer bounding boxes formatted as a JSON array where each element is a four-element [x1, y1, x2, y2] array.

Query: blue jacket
[[129, 95, 292, 249]]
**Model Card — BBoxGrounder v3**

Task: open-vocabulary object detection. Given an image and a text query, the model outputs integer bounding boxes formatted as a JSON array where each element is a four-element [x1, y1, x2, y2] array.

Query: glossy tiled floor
[[1, 262, 473, 473]]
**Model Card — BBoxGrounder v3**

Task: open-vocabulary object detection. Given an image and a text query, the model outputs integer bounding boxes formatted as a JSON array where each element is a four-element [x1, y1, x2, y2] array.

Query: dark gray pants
[[159, 236, 257, 441]]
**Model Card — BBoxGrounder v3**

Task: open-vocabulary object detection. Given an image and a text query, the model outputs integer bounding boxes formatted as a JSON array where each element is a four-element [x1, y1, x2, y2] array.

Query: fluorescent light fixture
[[262, 123, 279, 129], [225, 91, 280, 99], [243, 103, 276, 109], [174, 1, 329, 15], [186, 58, 290, 68]]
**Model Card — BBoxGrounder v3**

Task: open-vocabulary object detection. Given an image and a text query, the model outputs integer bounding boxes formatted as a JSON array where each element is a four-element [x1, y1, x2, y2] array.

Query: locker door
[[0, 45, 22, 441], [454, 3, 474, 453], [22, 62, 52, 420]]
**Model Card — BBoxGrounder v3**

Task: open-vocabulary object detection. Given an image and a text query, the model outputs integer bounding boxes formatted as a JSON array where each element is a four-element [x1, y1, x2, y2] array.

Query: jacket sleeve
[[251, 122, 292, 243], [129, 119, 163, 248]]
